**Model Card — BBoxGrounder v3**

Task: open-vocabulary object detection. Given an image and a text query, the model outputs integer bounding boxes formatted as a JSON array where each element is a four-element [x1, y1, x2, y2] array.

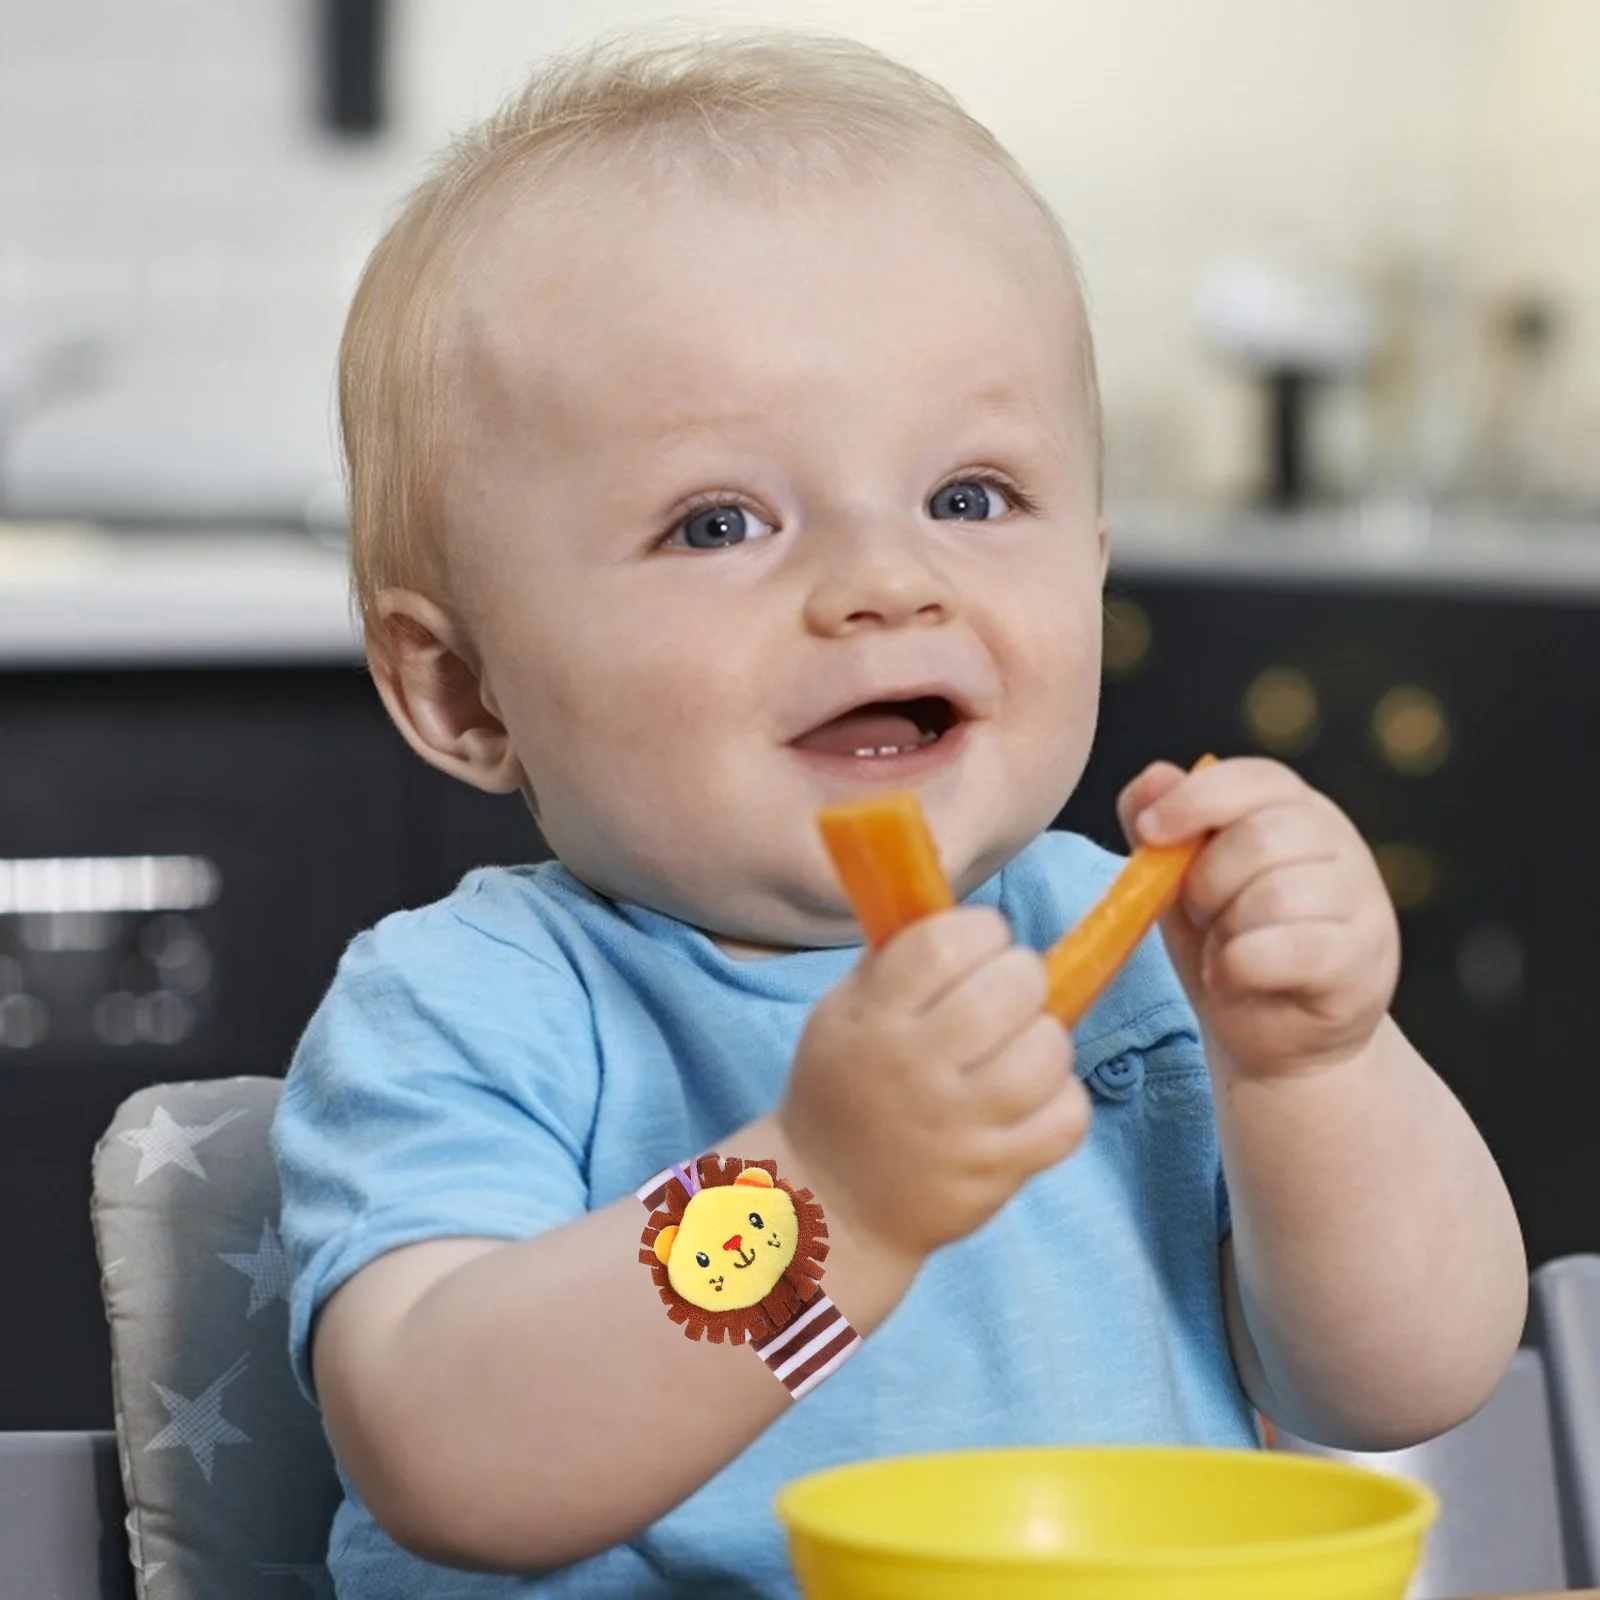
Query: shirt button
[[1085, 1053, 1144, 1103]]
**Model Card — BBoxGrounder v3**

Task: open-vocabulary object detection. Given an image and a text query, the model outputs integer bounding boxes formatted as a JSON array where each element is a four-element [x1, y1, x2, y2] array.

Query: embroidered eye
[[748, 1211, 764, 1230], [695, 1251, 710, 1268], [668, 503, 776, 549], [928, 479, 1010, 521]]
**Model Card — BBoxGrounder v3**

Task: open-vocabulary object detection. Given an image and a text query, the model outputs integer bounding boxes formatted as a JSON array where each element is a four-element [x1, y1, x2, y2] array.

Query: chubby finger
[[916, 944, 1049, 1070], [1206, 858, 1356, 944], [961, 1014, 1072, 1122], [983, 1071, 1092, 1179], [863, 904, 1011, 1014], [1183, 802, 1344, 928], [1133, 756, 1310, 848], [1202, 919, 1352, 999], [1115, 761, 1187, 847]]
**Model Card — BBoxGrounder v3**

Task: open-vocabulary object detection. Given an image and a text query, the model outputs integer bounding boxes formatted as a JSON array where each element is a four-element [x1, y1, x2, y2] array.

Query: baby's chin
[[685, 892, 876, 959], [704, 914, 863, 961], [552, 850, 857, 955], [681, 837, 1035, 958], [708, 931, 831, 960], [556, 788, 1060, 955]]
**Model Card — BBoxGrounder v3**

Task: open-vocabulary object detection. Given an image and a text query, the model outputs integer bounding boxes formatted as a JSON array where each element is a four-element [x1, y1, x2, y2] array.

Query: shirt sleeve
[[272, 897, 600, 1400]]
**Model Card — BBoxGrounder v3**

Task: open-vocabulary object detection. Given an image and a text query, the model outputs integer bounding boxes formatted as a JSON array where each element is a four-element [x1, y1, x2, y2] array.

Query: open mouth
[[792, 696, 962, 760]]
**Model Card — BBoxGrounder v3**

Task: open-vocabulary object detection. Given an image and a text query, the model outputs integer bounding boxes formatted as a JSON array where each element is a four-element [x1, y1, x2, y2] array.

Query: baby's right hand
[[777, 907, 1091, 1266]]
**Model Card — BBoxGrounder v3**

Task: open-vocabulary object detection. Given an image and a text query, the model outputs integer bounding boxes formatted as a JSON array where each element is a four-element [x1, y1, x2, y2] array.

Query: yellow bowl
[[777, 1446, 1436, 1599]]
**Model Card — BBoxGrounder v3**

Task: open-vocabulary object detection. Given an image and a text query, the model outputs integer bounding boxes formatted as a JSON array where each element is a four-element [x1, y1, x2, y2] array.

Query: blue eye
[[668, 503, 776, 549], [928, 479, 1008, 521], [748, 1212, 764, 1230], [695, 1251, 710, 1268]]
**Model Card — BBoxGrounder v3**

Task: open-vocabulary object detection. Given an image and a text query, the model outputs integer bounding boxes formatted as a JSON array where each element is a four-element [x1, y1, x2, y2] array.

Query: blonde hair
[[339, 29, 1100, 639]]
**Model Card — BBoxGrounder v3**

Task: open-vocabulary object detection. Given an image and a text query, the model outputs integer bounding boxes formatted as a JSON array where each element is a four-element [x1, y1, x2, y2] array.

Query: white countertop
[[1107, 504, 1600, 597], [0, 524, 359, 666], [0, 508, 1596, 667]]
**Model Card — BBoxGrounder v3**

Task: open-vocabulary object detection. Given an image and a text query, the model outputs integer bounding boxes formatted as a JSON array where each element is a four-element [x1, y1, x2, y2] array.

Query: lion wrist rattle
[[635, 1153, 861, 1400]]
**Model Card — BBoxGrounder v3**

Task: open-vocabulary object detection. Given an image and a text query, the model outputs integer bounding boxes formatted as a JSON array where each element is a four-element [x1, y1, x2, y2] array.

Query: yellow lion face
[[653, 1168, 798, 1312]]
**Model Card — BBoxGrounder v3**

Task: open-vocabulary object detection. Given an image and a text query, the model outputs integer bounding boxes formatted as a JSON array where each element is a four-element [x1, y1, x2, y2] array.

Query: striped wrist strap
[[635, 1161, 862, 1400]]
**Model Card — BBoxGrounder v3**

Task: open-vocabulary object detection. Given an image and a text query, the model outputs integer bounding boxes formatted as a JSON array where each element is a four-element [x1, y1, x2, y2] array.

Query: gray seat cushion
[[92, 1078, 340, 1598]]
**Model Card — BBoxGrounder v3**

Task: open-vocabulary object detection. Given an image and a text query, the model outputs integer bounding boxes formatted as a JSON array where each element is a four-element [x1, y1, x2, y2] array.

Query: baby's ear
[[367, 590, 524, 795], [653, 1224, 679, 1265]]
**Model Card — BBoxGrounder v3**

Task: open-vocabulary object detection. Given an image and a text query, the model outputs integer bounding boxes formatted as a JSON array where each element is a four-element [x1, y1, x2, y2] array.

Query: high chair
[[1, 1076, 1597, 1597], [1273, 1343, 1575, 1594], [1531, 1256, 1600, 1585], [88, 1077, 339, 1598]]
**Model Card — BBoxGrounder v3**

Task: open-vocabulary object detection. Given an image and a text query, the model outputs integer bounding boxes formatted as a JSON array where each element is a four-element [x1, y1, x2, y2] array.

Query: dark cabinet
[[1061, 573, 1600, 1277], [1, 574, 1594, 1426], [0, 667, 542, 1428]]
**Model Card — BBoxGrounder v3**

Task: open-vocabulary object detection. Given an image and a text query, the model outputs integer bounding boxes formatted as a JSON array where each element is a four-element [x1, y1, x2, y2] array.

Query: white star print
[[257, 1563, 335, 1596], [118, 1104, 247, 1183], [145, 1354, 251, 1481], [219, 1219, 291, 1317]]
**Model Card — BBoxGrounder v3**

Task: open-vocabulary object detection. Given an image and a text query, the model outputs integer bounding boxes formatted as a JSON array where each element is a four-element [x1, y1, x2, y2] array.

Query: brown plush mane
[[638, 1153, 829, 1345]]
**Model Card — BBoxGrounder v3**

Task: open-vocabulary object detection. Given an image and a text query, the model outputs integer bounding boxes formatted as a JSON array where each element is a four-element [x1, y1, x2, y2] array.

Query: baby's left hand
[[1118, 757, 1399, 1080]]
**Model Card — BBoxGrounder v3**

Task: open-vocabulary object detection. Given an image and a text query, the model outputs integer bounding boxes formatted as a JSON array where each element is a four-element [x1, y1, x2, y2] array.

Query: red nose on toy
[[723, 1234, 743, 1252]]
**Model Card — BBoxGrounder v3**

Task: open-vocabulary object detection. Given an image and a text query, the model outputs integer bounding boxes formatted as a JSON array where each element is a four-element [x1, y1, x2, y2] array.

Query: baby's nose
[[722, 1234, 743, 1252]]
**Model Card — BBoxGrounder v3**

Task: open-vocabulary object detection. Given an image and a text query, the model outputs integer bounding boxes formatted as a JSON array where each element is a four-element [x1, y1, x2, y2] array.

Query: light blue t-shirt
[[274, 829, 1257, 1598]]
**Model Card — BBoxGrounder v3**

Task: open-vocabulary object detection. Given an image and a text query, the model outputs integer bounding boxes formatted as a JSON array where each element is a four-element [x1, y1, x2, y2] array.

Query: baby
[[274, 30, 1527, 1598]]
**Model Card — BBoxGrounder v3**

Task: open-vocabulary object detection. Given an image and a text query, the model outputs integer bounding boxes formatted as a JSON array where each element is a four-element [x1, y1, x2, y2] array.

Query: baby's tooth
[[849, 741, 928, 758]]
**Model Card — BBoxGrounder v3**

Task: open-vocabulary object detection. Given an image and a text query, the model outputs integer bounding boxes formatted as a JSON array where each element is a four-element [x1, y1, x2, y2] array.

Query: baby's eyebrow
[[643, 405, 777, 447], [942, 381, 1078, 456], [963, 380, 1034, 411], [956, 381, 1060, 428]]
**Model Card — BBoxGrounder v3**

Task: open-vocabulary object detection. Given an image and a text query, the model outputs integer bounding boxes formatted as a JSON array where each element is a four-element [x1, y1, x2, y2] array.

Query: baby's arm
[[1216, 1016, 1526, 1449], [312, 1124, 900, 1571], [310, 907, 1088, 1572], [1125, 759, 1527, 1450]]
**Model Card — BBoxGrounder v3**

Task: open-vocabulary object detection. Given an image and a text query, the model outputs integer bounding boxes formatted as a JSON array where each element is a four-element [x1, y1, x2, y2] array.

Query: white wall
[[392, 0, 1509, 503], [1469, 0, 1600, 507], [0, 0, 396, 516], [1, 0, 1595, 516]]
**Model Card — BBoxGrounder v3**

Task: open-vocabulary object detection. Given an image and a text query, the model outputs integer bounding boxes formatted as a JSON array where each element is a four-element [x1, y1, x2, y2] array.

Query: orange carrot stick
[[1043, 754, 1217, 1025], [817, 791, 954, 947]]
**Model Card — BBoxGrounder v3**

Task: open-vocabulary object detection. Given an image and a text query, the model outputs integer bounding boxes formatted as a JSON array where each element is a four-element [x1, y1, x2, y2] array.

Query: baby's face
[[438, 154, 1106, 949]]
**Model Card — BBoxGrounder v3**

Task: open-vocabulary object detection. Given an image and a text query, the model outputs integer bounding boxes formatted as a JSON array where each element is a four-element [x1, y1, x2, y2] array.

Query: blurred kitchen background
[[0, 0, 1596, 1429]]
